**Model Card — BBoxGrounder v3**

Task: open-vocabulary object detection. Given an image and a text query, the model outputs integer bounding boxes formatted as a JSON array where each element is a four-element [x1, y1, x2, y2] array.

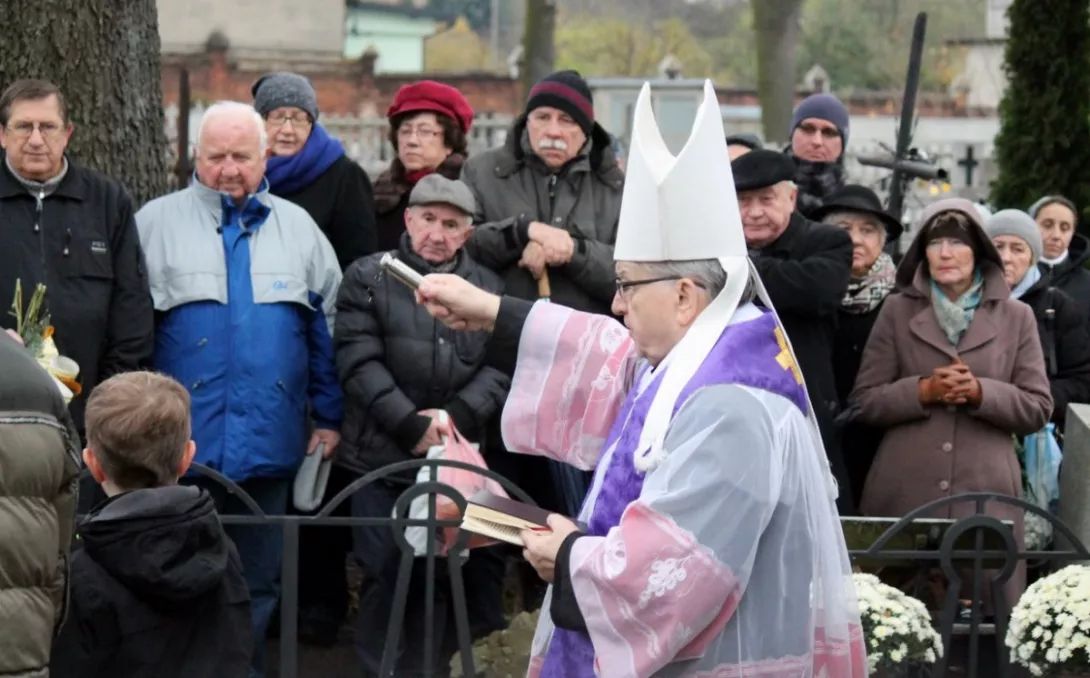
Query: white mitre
[[618, 80, 837, 497]]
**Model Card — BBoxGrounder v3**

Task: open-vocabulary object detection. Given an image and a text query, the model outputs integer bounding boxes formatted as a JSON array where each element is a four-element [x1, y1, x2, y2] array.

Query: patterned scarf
[[930, 270, 985, 346], [842, 253, 897, 314]]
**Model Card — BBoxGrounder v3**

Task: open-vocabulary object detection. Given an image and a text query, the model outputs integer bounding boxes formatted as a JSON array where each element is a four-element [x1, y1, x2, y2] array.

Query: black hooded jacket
[[50, 485, 251, 678], [1039, 233, 1090, 324], [1019, 278, 1090, 430]]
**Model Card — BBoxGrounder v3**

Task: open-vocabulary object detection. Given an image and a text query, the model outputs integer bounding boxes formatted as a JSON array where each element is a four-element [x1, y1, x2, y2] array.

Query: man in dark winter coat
[[785, 93, 850, 218], [732, 149, 855, 513], [50, 371, 251, 678], [334, 174, 509, 677], [460, 69, 622, 524], [0, 330, 81, 678], [0, 79, 154, 436], [461, 69, 624, 318], [254, 71, 377, 270]]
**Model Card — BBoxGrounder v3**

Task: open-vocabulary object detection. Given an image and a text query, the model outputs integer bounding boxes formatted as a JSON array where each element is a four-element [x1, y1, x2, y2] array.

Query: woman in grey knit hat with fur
[[985, 209, 1090, 431]]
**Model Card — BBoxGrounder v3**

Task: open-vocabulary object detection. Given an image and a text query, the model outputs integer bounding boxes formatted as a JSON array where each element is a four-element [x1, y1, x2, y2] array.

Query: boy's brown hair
[[84, 371, 192, 490]]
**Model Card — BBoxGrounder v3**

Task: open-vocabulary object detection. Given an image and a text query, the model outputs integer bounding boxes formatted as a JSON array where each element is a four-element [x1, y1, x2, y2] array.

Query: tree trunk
[[752, 0, 805, 144], [0, 0, 169, 206], [521, 0, 558, 96]]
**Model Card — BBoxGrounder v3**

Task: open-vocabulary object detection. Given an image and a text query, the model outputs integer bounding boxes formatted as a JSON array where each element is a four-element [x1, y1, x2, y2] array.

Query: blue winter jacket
[[135, 178, 343, 482]]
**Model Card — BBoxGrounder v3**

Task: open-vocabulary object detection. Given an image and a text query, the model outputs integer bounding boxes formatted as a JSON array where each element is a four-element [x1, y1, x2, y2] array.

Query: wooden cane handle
[[538, 269, 552, 299]]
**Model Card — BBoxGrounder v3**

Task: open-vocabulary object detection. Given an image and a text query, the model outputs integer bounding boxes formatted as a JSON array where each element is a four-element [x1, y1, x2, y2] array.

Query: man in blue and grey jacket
[[135, 100, 342, 677]]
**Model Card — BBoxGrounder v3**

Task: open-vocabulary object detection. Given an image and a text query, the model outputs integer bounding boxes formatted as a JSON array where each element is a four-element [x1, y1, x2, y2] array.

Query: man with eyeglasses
[[412, 81, 867, 678], [0, 78, 154, 442], [785, 93, 850, 218]]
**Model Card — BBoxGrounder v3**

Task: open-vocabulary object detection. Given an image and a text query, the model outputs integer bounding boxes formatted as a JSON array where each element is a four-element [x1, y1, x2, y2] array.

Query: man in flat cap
[[733, 149, 856, 513], [333, 173, 511, 676]]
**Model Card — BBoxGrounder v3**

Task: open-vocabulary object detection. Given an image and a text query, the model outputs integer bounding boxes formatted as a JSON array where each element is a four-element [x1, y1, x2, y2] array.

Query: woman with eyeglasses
[[373, 81, 474, 252], [252, 72, 377, 271], [850, 198, 1053, 612]]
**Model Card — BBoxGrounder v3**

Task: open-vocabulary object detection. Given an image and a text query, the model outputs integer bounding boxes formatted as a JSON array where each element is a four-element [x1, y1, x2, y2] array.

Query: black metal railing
[[75, 466, 1090, 678]]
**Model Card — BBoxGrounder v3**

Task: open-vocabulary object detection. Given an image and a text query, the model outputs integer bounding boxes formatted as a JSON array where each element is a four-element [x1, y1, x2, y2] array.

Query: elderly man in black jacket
[[0, 80, 153, 437], [334, 173, 509, 678], [732, 149, 855, 513]]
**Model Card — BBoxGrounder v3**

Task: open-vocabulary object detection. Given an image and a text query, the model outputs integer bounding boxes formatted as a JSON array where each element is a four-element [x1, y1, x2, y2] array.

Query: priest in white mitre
[[414, 81, 866, 678]]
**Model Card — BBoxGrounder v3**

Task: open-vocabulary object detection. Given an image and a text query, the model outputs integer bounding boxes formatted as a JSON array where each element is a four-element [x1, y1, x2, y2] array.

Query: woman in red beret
[[373, 80, 474, 251]]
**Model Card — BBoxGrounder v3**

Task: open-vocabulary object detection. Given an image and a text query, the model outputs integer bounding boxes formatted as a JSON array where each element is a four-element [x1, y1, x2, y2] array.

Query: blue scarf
[[1010, 264, 1042, 300], [265, 123, 344, 195]]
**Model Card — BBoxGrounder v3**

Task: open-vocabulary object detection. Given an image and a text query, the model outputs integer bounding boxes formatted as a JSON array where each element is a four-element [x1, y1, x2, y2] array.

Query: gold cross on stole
[[774, 327, 804, 385]]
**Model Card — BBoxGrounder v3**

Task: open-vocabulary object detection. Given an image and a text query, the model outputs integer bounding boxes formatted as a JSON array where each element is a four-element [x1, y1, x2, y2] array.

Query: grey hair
[[820, 210, 887, 244], [198, 101, 268, 156], [640, 259, 756, 304]]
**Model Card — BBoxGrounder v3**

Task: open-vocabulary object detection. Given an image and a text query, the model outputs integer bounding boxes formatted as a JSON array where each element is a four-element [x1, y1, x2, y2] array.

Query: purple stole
[[540, 310, 809, 678]]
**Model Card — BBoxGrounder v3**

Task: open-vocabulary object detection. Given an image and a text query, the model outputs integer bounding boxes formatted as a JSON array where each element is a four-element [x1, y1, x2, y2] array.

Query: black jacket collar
[[0, 154, 87, 200]]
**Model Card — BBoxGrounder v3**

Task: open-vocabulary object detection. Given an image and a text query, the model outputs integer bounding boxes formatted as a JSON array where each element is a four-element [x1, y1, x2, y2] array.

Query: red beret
[[387, 81, 474, 135]]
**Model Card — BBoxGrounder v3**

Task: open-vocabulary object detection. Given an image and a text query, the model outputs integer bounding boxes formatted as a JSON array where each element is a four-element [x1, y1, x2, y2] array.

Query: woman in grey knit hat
[[985, 209, 1090, 431], [252, 72, 377, 271]]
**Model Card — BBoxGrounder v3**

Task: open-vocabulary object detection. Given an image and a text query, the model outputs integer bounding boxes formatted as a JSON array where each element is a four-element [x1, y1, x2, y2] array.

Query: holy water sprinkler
[[380, 252, 426, 291]]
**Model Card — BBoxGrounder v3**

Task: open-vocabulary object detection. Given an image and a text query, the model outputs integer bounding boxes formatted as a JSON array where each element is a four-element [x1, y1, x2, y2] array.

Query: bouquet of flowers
[[9, 279, 80, 403], [1007, 564, 1090, 677], [853, 573, 944, 675]]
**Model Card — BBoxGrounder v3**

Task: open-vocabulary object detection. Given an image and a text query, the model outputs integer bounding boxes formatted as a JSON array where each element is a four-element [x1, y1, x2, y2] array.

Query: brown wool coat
[[849, 199, 1053, 599]]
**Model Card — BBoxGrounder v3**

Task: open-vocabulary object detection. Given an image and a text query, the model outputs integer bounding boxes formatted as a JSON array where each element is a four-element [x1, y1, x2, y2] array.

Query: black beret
[[731, 149, 796, 192]]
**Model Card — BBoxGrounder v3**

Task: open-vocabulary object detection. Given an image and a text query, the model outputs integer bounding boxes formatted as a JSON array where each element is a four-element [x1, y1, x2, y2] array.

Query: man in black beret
[[732, 149, 856, 514]]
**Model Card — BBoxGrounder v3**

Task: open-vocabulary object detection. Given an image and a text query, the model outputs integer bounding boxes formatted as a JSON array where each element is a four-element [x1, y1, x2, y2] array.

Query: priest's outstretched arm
[[551, 385, 779, 677], [415, 276, 639, 470]]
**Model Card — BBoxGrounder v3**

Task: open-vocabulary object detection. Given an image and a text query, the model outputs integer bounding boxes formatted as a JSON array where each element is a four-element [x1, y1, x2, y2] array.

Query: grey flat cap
[[408, 174, 476, 217]]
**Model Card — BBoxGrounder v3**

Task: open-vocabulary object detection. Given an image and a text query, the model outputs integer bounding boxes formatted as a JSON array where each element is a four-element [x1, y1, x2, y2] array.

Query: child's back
[[47, 371, 252, 678], [52, 484, 252, 678]]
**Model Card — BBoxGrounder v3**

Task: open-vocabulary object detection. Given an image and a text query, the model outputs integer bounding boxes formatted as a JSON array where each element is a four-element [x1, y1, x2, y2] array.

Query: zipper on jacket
[[34, 191, 45, 268]]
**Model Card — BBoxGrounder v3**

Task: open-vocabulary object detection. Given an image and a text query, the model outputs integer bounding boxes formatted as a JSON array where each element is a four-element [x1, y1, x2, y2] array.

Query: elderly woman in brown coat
[[849, 198, 1052, 604]]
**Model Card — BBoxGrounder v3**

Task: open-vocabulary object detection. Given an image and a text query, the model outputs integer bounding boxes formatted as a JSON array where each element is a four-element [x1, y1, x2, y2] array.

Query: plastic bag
[[401, 411, 509, 557], [1024, 423, 1063, 513]]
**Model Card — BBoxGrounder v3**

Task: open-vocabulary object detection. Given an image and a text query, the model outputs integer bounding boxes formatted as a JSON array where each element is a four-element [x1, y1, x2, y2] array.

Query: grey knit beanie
[[252, 72, 319, 121], [984, 209, 1044, 264]]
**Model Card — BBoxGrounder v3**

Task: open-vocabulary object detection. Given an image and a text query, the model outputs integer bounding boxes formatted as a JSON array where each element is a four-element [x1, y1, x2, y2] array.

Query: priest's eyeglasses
[[615, 276, 706, 299]]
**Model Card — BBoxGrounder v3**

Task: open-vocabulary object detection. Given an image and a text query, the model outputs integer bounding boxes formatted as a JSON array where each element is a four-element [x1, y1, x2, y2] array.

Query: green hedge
[[991, 0, 1090, 232]]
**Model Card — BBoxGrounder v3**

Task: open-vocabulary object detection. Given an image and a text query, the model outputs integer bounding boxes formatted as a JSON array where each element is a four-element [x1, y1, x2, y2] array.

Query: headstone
[[1056, 403, 1090, 560]]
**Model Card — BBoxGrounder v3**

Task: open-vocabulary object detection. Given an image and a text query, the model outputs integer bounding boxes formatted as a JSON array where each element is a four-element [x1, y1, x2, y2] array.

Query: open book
[[460, 490, 557, 547]]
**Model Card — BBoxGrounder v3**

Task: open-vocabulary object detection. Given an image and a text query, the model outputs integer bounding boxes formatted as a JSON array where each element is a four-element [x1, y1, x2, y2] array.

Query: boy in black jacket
[[50, 371, 252, 678]]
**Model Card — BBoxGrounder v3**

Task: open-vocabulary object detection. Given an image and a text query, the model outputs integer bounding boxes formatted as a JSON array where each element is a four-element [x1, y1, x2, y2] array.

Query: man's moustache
[[539, 138, 568, 151]]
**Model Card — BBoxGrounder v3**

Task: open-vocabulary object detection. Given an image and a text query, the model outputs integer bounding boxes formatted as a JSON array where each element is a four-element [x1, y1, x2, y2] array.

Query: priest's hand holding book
[[521, 514, 581, 584]]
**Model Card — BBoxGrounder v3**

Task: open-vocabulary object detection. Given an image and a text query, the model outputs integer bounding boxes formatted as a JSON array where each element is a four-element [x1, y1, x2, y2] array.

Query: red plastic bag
[[404, 413, 509, 556]]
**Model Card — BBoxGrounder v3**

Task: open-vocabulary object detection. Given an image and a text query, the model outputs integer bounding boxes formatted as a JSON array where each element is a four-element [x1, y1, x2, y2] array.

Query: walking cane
[[537, 269, 590, 516], [537, 268, 551, 300]]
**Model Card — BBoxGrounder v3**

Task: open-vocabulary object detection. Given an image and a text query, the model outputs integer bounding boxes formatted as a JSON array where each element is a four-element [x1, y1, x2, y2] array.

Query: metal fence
[[76, 464, 1090, 678]]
